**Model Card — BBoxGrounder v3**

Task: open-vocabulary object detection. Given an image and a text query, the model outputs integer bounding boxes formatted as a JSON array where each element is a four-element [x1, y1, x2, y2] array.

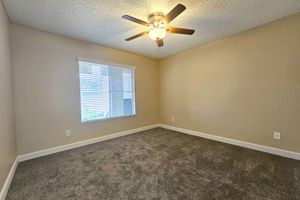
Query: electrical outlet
[[66, 129, 71, 137], [273, 131, 280, 140], [171, 116, 175, 122]]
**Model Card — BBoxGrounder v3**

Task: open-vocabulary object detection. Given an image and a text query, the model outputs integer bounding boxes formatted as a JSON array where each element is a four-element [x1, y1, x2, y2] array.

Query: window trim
[[77, 57, 137, 123]]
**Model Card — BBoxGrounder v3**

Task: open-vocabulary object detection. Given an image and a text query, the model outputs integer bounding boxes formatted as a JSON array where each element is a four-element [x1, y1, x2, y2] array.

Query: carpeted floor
[[6, 128, 300, 200]]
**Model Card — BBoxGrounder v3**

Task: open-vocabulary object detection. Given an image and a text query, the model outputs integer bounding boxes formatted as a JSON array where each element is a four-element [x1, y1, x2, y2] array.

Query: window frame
[[77, 57, 136, 123]]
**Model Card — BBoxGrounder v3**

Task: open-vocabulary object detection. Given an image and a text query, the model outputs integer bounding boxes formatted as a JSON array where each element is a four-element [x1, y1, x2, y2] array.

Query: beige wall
[[159, 14, 300, 153], [10, 24, 159, 154], [0, 3, 17, 189], [9, 14, 300, 155]]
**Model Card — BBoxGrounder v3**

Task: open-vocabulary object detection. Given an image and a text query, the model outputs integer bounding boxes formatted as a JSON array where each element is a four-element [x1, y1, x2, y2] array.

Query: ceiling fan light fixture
[[123, 4, 194, 47], [148, 27, 166, 40]]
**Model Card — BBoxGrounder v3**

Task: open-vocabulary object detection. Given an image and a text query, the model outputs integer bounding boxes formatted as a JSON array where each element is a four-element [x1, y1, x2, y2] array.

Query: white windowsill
[[80, 114, 136, 124]]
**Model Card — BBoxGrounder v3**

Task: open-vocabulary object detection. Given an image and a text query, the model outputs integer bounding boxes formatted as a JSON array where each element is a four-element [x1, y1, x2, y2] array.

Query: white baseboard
[[18, 124, 159, 162], [0, 158, 18, 200], [159, 124, 300, 160], [18, 123, 300, 162]]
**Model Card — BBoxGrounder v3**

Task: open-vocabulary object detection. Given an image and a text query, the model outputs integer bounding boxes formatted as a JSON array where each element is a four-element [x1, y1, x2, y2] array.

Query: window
[[79, 59, 136, 122]]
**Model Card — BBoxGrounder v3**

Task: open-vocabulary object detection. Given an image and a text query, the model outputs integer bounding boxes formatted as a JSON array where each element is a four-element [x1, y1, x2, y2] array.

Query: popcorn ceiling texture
[[2, 0, 300, 58]]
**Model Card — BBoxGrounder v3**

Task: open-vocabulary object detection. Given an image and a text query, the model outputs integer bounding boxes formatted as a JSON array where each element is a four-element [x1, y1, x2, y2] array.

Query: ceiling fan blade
[[125, 31, 148, 41], [165, 4, 186, 24], [156, 39, 164, 47], [122, 15, 150, 26], [167, 27, 195, 35]]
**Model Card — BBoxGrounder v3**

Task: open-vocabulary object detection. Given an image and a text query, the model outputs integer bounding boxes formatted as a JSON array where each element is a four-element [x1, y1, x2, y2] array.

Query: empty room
[[0, 0, 300, 199]]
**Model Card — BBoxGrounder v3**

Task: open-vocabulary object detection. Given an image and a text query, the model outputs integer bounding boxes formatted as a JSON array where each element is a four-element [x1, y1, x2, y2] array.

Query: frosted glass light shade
[[148, 27, 166, 40]]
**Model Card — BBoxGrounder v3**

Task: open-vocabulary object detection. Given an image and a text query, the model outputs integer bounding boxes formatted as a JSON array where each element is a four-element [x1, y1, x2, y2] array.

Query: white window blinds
[[79, 60, 136, 122]]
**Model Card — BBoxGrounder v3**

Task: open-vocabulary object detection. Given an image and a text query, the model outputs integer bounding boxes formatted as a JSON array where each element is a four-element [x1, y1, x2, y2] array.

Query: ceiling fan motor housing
[[148, 12, 165, 26]]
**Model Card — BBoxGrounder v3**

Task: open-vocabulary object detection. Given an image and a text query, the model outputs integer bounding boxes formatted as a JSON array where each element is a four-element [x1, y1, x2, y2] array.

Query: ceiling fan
[[122, 4, 195, 47]]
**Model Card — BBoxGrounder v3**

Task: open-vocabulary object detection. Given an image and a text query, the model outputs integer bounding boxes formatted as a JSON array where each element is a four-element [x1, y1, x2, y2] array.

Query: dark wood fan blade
[[122, 15, 149, 26], [156, 39, 164, 47], [125, 31, 148, 41], [167, 27, 195, 35], [165, 4, 186, 23]]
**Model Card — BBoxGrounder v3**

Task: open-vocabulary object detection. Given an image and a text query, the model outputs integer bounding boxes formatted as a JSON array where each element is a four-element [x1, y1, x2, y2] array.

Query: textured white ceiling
[[3, 0, 300, 58]]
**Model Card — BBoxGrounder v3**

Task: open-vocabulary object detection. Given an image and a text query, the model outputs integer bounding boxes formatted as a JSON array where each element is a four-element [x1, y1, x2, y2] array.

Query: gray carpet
[[6, 128, 300, 200]]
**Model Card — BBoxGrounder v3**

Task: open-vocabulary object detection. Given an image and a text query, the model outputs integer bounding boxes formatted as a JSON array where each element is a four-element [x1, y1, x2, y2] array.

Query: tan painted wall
[[159, 14, 300, 153], [10, 24, 159, 154], [0, 3, 17, 189], [9, 13, 300, 155]]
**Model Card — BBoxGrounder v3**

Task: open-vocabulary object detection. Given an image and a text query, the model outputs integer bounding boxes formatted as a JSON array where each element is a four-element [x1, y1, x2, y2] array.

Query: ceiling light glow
[[148, 22, 166, 40], [148, 27, 166, 40]]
